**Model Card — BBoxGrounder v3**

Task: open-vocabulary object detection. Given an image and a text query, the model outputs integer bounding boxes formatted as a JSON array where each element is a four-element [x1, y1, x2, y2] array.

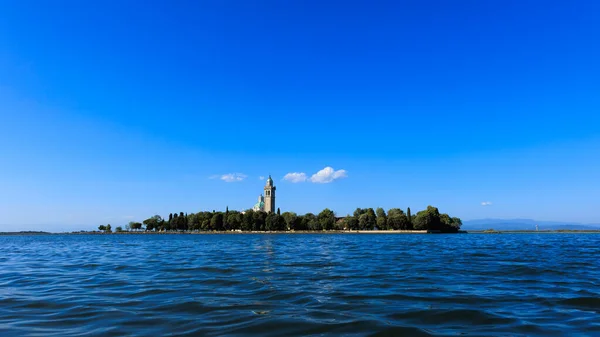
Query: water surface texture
[[1, 234, 599, 336]]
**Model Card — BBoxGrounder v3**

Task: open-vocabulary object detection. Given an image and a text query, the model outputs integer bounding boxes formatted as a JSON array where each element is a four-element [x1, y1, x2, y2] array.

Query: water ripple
[[0, 233, 599, 336]]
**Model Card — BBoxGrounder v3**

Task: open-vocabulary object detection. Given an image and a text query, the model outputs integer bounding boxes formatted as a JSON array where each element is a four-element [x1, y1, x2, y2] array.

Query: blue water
[[0, 233, 599, 336]]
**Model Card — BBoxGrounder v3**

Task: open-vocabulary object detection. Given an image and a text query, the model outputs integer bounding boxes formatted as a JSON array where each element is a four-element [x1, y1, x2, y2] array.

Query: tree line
[[99, 205, 461, 233]]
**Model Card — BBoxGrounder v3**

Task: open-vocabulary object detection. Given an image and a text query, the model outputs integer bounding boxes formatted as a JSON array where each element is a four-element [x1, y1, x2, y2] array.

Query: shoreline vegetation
[[94, 206, 464, 234], [77, 230, 440, 234], [2, 229, 600, 236]]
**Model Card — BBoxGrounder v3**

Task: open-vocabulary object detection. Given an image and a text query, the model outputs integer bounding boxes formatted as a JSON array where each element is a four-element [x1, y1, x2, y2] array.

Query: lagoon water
[[0, 233, 599, 336]]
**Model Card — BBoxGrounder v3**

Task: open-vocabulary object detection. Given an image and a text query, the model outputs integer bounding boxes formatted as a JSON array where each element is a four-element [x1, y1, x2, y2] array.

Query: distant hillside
[[462, 219, 600, 231], [0, 231, 51, 235]]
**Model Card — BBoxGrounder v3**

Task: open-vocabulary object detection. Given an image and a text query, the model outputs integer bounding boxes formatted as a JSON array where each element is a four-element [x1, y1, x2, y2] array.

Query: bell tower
[[264, 175, 276, 213]]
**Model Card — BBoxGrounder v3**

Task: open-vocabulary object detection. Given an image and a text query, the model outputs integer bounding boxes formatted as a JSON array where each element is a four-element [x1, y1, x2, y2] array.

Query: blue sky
[[1, 1, 599, 231]]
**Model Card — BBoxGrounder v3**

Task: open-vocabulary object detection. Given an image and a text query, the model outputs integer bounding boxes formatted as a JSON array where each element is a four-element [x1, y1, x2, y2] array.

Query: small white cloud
[[481, 201, 492, 206], [310, 166, 348, 184], [259, 176, 265, 180], [283, 172, 307, 183], [283, 167, 348, 184], [211, 173, 247, 182]]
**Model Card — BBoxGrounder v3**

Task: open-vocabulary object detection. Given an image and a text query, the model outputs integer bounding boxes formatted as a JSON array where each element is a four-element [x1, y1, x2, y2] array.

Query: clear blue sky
[[1, 0, 599, 231]]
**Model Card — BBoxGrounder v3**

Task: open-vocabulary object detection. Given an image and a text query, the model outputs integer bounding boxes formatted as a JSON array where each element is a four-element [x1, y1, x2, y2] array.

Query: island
[[88, 177, 463, 234], [95, 205, 463, 234]]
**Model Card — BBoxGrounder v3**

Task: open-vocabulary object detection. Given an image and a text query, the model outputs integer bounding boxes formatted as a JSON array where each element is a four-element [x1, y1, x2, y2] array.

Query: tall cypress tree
[[176, 212, 182, 230]]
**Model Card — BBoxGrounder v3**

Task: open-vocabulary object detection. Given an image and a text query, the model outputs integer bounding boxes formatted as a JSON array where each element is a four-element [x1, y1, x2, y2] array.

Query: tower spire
[[264, 174, 276, 214]]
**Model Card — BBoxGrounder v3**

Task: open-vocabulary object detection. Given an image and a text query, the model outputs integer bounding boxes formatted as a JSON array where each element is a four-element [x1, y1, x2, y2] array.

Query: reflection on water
[[0, 233, 599, 336], [257, 236, 275, 273]]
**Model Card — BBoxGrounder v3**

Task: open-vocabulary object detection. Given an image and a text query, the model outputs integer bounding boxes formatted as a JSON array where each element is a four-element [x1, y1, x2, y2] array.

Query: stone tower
[[264, 175, 276, 213]]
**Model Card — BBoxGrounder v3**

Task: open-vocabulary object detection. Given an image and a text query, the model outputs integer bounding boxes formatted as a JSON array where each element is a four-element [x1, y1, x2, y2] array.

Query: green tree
[[388, 208, 410, 230], [346, 215, 359, 230], [210, 212, 224, 231], [252, 211, 266, 231], [451, 217, 462, 230], [439, 214, 462, 232], [143, 218, 154, 231], [143, 215, 162, 231], [98, 225, 106, 232], [413, 206, 441, 230], [440, 213, 451, 228], [178, 212, 186, 230], [187, 213, 198, 231], [265, 213, 286, 231], [242, 210, 255, 231], [172, 213, 178, 231], [128, 221, 143, 231], [295, 215, 306, 230], [277, 214, 287, 231], [407, 207, 412, 226], [197, 212, 213, 231], [265, 212, 277, 231], [353, 208, 365, 218], [277, 207, 281, 216], [302, 213, 318, 230], [334, 217, 346, 230], [115, 226, 123, 232], [227, 212, 242, 231], [375, 207, 388, 229], [364, 208, 376, 229], [358, 213, 368, 230], [281, 212, 298, 231], [318, 208, 336, 230], [106, 224, 112, 233], [351, 208, 366, 229]]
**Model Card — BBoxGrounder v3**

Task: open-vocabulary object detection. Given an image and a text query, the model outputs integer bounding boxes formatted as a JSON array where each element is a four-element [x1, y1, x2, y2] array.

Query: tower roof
[[266, 175, 273, 186]]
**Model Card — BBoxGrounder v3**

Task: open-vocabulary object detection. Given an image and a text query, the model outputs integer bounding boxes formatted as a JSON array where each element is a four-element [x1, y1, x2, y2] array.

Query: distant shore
[[470, 230, 600, 234]]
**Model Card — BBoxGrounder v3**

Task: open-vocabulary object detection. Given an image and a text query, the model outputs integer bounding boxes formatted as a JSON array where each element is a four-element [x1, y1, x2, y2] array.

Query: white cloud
[[211, 173, 247, 182], [283, 172, 307, 183], [310, 166, 348, 183], [259, 176, 265, 180], [283, 167, 348, 184], [481, 201, 492, 206]]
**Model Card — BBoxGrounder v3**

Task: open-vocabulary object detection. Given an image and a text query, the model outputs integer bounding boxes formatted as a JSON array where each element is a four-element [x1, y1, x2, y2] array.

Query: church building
[[253, 175, 276, 213]]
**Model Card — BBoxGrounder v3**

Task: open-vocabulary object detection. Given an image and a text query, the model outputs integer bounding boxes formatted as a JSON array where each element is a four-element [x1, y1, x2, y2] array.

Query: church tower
[[264, 175, 276, 213]]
